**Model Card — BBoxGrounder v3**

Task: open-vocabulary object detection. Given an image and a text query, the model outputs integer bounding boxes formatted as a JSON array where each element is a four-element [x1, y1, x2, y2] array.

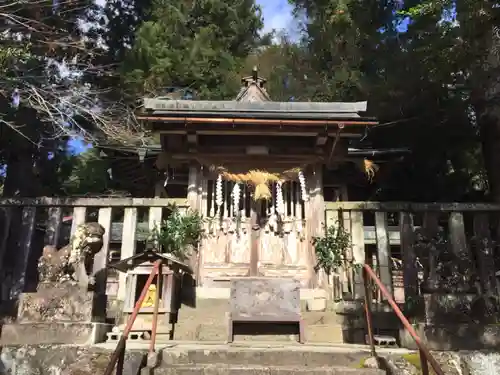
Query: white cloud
[[257, 0, 294, 34]]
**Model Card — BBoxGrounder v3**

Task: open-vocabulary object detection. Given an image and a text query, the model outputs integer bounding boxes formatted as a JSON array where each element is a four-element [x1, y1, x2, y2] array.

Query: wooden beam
[[169, 153, 323, 161], [325, 201, 500, 212], [156, 129, 362, 138], [138, 115, 378, 126], [0, 197, 189, 208]]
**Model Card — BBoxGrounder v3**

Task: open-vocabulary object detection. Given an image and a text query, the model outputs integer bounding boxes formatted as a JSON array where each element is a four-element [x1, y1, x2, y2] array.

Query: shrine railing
[[0, 197, 188, 303], [324, 202, 500, 303]]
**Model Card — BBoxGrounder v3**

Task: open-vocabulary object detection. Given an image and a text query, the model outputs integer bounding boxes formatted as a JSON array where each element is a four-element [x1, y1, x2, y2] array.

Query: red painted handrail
[[362, 264, 445, 375]]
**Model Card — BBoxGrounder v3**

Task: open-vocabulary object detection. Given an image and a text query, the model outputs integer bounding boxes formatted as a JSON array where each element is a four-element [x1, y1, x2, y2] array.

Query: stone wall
[[0, 345, 145, 375]]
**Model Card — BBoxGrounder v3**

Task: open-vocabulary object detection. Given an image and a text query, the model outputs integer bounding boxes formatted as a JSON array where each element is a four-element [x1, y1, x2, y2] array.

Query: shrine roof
[[143, 99, 366, 116], [140, 100, 375, 123], [138, 68, 377, 125]]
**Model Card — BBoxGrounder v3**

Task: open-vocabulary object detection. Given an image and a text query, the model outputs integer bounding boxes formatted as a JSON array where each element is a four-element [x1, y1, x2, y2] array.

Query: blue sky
[[258, 0, 294, 34]]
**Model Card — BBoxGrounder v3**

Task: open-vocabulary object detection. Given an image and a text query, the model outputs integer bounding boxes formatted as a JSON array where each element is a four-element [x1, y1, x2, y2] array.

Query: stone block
[[146, 351, 161, 368], [0, 322, 112, 345], [400, 323, 500, 350], [18, 283, 96, 323], [306, 298, 327, 312], [230, 278, 300, 321], [306, 324, 344, 343], [118, 314, 171, 334]]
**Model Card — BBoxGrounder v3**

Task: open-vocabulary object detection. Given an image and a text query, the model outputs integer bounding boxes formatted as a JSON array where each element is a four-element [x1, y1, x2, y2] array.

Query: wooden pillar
[[187, 163, 201, 280], [249, 199, 260, 277], [187, 164, 200, 209], [422, 212, 439, 291], [400, 212, 418, 301], [449, 212, 468, 257], [148, 206, 163, 241], [324, 206, 340, 297], [71, 207, 87, 235], [93, 207, 112, 296], [45, 207, 62, 247], [10, 206, 36, 299], [350, 210, 365, 299], [474, 213, 497, 296], [306, 165, 323, 289], [198, 172, 208, 285], [375, 211, 393, 297], [117, 207, 137, 301]]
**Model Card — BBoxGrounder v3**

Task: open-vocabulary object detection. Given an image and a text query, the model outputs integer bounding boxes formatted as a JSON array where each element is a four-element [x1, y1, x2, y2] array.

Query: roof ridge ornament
[[236, 67, 271, 102], [241, 67, 267, 88]]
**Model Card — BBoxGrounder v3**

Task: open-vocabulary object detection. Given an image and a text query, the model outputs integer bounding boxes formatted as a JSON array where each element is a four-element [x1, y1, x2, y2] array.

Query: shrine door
[[199, 176, 310, 287]]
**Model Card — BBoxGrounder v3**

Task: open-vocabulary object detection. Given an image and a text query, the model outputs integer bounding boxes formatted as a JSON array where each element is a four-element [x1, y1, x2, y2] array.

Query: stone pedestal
[[0, 283, 111, 345], [398, 293, 500, 350], [422, 293, 476, 324]]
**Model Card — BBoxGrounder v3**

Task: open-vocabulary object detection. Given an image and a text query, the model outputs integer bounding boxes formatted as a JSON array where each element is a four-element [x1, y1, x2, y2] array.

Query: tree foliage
[[122, 0, 266, 99], [2, 0, 500, 204]]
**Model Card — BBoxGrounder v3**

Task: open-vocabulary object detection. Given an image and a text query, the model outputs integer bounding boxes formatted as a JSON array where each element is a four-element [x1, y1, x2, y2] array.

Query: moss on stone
[[402, 352, 436, 375], [356, 357, 369, 368]]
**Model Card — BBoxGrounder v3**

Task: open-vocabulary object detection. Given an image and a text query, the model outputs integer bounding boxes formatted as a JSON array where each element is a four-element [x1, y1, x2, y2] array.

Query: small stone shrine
[[107, 249, 193, 342], [0, 223, 112, 345]]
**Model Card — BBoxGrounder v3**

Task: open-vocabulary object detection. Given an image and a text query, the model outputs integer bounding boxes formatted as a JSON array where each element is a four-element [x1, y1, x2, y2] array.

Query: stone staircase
[[139, 343, 391, 375]]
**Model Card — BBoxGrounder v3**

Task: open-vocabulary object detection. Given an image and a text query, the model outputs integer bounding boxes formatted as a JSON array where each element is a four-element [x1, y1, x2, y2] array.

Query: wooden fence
[[325, 202, 500, 303], [0, 198, 499, 306], [0, 197, 188, 303]]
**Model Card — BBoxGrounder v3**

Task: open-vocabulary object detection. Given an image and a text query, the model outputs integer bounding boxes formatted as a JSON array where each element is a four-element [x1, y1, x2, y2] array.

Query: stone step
[[144, 365, 384, 375], [167, 323, 344, 343], [159, 346, 379, 367]]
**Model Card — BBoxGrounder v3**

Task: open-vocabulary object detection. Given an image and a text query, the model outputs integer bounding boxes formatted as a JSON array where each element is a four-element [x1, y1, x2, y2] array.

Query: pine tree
[[122, 0, 266, 99]]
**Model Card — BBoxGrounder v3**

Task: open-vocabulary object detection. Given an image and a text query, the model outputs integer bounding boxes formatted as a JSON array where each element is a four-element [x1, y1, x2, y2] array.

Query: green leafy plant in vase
[[313, 223, 352, 275], [149, 204, 205, 261], [313, 222, 362, 300]]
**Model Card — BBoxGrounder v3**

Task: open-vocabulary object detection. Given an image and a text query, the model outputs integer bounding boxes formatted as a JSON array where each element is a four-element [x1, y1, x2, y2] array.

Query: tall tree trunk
[[1, 139, 38, 302], [3, 150, 37, 197], [478, 111, 500, 203]]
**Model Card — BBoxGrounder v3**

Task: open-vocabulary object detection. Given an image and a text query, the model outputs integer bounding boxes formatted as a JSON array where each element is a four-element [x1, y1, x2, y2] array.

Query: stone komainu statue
[[38, 222, 105, 288]]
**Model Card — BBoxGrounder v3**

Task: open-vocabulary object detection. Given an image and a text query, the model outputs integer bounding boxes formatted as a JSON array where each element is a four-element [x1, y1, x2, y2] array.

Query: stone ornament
[[38, 222, 105, 288]]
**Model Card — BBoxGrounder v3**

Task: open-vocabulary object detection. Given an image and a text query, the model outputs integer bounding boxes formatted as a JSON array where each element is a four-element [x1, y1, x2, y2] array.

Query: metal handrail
[[103, 259, 162, 375], [362, 264, 445, 375]]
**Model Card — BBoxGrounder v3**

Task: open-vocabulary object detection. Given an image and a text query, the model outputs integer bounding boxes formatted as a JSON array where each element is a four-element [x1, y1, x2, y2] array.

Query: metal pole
[[419, 349, 430, 375], [362, 267, 377, 358]]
